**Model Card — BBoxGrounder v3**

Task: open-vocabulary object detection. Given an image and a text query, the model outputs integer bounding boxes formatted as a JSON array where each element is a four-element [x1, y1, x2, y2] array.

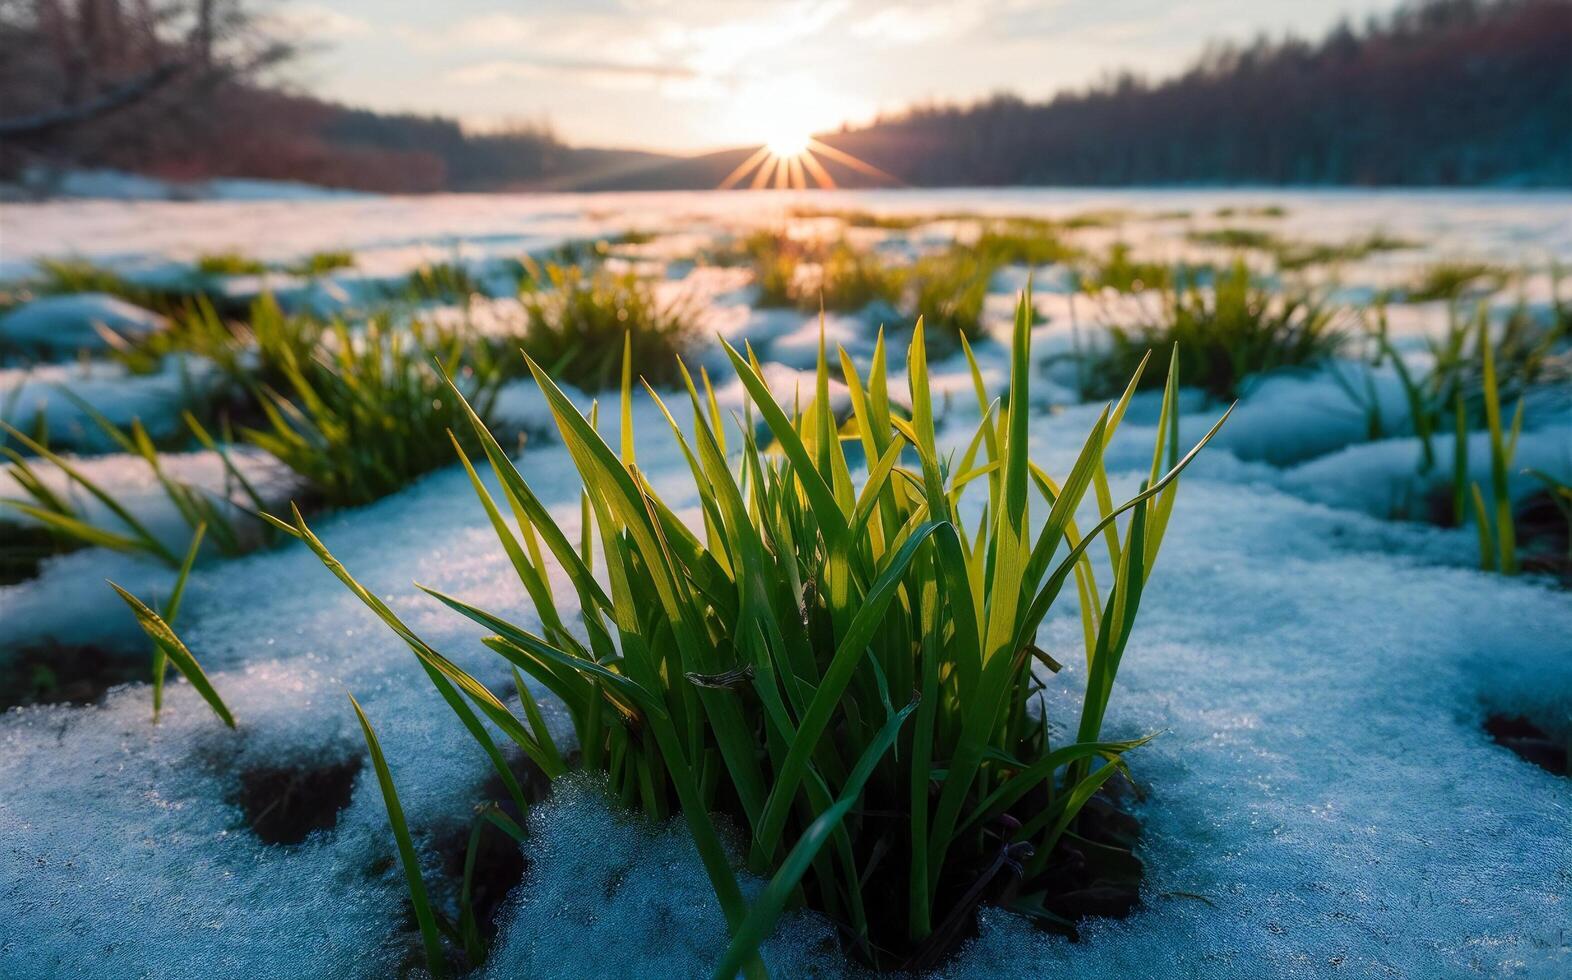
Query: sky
[[267, 0, 1410, 154]]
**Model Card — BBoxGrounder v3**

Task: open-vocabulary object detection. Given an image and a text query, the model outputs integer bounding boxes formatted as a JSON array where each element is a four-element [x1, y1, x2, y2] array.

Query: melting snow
[[0, 189, 1568, 979]]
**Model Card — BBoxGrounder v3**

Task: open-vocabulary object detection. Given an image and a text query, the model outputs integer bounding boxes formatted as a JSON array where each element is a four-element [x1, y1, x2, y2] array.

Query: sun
[[718, 132, 901, 192], [765, 127, 811, 159]]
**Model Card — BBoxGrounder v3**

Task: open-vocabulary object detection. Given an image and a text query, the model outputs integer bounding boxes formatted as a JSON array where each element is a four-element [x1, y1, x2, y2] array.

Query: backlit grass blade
[[714, 693, 919, 980], [351, 694, 445, 979], [109, 580, 234, 728], [152, 523, 206, 719]]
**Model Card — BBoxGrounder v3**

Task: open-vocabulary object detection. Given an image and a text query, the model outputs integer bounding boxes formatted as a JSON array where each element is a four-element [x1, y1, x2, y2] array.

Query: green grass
[[286, 251, 356, 277], [743, 232, 904, 313], [1062, 210, 1127, 228], [812, 243, 906, 312], [1272, 233, 1416, 271], [195, 252, 268, 276], [404, 262, 484, 304], [1187, 227, 1279, 251], [243, 317, 505, 508], [1339, 295, 1566, 540], [22, 257, 254, 319], [1467, 310, 1523, 574], [903, 250, 995, 343], [787, 208, 933, 230], [1214, 205, 1287, 218], [1090, 260, 1345, 400], [973, 219, 1080, 266], [102, 294, 320, 397], [1403, 262, 1509, 303], [28, 257, 145, 299], [1081, 243, 1183, 293], [1336, 305, 1469, 480], [1, 399, 271, 565], [279, 290, 1230, 973], [518, 262, 701, 391], [1361, 288, 1567, 468], [110, 555, 235, 728]]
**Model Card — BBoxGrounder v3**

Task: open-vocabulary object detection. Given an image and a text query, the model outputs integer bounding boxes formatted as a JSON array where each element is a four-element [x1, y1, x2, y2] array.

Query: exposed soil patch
[[0, 640, 145, 710], [868, 777, 1147, 973], [0, 522, 74, 586], [1515, 490, 1572, 587], [381, 750, 561, 975], [234, 757, 363, 845], [1028, 789, 1146, 926], [1485, 714, 1568, 776], [435, 753, 559, 943]]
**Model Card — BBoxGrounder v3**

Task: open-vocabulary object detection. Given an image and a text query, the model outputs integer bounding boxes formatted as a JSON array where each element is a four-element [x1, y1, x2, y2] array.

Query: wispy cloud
[[297, 0, 1408, 151], [266, 2, 375, 40], [847, 3, 988, 45], [448, 57, 698, 88]]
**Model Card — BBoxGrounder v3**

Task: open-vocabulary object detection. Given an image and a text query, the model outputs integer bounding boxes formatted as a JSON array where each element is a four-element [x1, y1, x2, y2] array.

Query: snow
[[0, 189, 1568, 979], [1281, 420, 1572, 520], [0, 445, 297, 551], [0, 293, 167, 354], [1, 357, 221, 451], [11, 167, 376, 203]]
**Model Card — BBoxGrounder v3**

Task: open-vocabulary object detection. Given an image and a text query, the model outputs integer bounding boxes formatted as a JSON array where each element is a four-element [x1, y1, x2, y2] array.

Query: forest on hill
[[821, 0, 1571, 187]]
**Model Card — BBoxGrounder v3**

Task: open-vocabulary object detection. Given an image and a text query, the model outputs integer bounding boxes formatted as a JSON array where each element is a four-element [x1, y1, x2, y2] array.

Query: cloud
[[267, 2, 374, 40], [447, 57, 697, 90], [847, 4, 987, 45], [400, 1, 852, 84]]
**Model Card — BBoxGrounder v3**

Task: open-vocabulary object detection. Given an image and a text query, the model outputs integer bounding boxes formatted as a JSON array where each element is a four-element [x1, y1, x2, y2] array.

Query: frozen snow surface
[[0, 189, 1569, 979], [0, 292, 168, 352]]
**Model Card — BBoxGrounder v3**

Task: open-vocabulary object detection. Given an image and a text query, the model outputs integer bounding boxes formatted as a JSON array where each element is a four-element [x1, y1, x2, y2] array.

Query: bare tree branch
[[0, 61, 182, 139]]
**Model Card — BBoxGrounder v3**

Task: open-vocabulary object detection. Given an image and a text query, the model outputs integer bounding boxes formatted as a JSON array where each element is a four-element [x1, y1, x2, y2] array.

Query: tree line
[[2, 0, 1567, 191], [827, 0, 1571, 187]]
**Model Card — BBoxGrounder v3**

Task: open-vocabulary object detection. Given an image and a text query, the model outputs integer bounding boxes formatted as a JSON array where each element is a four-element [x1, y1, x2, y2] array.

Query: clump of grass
[[195, 252, 268, 276], [102, 294, 320, 396], [525, 232, 659, 273], [1081, 243, 1182, 293], [1063, 209, 1126, 228], [1351, 293, 1566, 454], [1, 399, 271, 565], [1187, 227, 1279, 251], [1338, 292, 1566, 548], [904, 250, 994, 343], [1272, 233, 1416, 271], [244, 317, 504, 507], [286, 251, 356, 277], [743, 231, 904, 314], [1337, 305, 1471, 479], [811, 243, 906, 312], [30, 257, 142, 298], [1215, 205, 1286, 218], [280, 291, 1230, 974], [788, 207, 932, 230], [973, 219, 1079, 266], [404, 262, 483, 304], [1404, 262, 1509, 303], [25, 257, 250, 318], [1090, 260, 1345, 399], [517, 262, 700, 391]]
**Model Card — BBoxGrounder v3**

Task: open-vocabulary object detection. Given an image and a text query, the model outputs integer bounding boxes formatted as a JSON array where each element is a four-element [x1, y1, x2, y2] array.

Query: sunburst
[[718, 134, 898, 191]]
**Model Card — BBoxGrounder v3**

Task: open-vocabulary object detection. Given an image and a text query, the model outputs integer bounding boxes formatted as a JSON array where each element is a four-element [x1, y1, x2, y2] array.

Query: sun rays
[[717, 136, 899, 190]]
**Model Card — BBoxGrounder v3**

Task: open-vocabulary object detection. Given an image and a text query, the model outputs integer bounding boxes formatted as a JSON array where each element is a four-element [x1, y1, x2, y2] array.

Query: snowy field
[[1, 188, 1569, 979]]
